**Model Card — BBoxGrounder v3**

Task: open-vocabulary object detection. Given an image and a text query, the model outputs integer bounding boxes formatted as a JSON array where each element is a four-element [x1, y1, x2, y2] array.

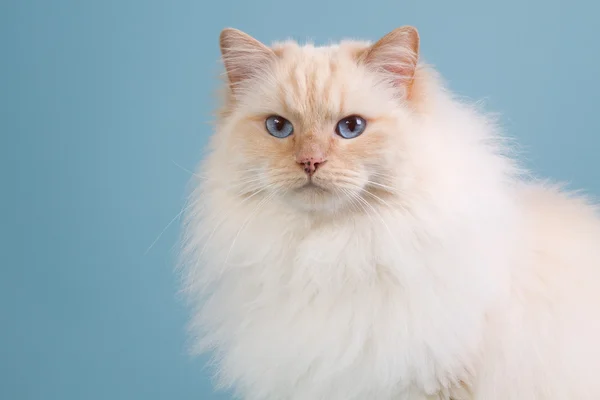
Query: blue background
[[1, 0, 598, 399]]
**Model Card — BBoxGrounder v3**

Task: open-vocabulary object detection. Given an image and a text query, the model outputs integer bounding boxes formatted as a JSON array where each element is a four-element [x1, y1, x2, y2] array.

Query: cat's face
[[211, 27, 420, 213]]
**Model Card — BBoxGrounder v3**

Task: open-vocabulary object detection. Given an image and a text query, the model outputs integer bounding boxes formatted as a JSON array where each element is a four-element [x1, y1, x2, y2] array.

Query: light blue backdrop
[[1, 0, 598, 399]]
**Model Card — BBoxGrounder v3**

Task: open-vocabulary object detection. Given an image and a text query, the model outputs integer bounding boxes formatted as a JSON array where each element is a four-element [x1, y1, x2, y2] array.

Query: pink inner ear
[[386, 63, 414, 85], [365, 52, 417, 89], [362, 27, 419, 89], [220, 28, 276, 90]]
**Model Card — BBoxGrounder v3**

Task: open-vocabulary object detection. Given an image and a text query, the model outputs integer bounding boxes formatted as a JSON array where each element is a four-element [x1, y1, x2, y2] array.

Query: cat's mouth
[[297, 180, 328, 193], [286, 177, 348, 211]]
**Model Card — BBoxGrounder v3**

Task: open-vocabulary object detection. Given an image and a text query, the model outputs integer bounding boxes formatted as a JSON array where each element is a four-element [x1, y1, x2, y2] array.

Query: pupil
[[275, 118, 284, 131], [347, 118, 356, 132]]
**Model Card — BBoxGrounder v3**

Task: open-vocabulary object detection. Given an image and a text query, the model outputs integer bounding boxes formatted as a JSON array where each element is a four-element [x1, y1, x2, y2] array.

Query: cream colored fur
[[180, 27, 600, 399]]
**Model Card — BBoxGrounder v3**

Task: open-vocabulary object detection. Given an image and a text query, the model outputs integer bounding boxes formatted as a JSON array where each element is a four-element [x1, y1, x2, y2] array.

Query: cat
[[180, 26, 600, 400]]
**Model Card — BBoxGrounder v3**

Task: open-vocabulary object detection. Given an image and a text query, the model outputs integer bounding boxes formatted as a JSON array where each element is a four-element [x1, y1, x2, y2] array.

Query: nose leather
[[295, 137, 327, 176], [298, 157, 325, 175]]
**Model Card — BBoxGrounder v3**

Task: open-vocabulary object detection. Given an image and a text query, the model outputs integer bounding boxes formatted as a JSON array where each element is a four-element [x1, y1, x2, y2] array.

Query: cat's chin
[[285, 183, 357, 214]]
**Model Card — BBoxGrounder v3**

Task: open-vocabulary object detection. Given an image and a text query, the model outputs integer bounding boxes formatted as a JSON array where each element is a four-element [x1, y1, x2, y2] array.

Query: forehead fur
[[230, 39, 398, 128]]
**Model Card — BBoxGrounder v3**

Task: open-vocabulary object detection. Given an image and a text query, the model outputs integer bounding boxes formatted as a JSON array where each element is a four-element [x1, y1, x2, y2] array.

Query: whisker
[[223, 188, 281, 265], [171, 160, 208, 181], [198, 183, 277, 259], [223, 172, 299, 196], [172, 161, 291, 186], [332, 178, 404, 199], [145, 202, 194, 255], [361, 188, 394, 207], [341, 184, 401, 247], [364, 180, 398, 193], [227, 177, 266, 191], [356, 193, 399, 246], [360, 187, 411, 215], [340, 187, 366, 218], [368, 171, 398, 183]]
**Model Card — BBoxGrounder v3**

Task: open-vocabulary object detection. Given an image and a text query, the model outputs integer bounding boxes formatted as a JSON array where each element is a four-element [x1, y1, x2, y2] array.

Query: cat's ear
[[361, 26, 420, 91], [219, 28, 276, 92]]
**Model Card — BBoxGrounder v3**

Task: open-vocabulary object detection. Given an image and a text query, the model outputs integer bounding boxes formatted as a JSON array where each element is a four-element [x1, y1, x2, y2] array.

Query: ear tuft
[[362, 26, 420, 91], [219, 28, 275, 91]]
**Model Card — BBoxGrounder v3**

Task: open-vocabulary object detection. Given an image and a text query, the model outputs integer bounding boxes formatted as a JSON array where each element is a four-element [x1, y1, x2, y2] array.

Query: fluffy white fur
[[180, 27, 600, 399]]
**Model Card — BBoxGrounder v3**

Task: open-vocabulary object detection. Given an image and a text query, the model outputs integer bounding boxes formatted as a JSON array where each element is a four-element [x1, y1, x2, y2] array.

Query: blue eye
[[335, 115, 367, 139], [265, 115, 293, 138]]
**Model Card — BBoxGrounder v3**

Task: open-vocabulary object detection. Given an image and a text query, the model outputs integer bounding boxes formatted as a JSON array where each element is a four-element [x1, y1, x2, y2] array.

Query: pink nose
[[297, 156, 326, 176]]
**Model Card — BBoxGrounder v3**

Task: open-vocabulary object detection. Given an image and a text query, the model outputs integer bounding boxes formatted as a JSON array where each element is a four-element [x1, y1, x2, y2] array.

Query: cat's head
[[208, 27, 422, 213]]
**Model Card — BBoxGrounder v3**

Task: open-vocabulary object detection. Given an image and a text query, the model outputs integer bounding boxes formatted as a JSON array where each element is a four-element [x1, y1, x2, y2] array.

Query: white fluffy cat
[[180, 26, 600, 399]]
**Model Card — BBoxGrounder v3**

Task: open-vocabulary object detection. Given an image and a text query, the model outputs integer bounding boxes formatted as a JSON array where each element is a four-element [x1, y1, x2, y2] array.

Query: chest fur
[[197, 211, 485, 399]]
